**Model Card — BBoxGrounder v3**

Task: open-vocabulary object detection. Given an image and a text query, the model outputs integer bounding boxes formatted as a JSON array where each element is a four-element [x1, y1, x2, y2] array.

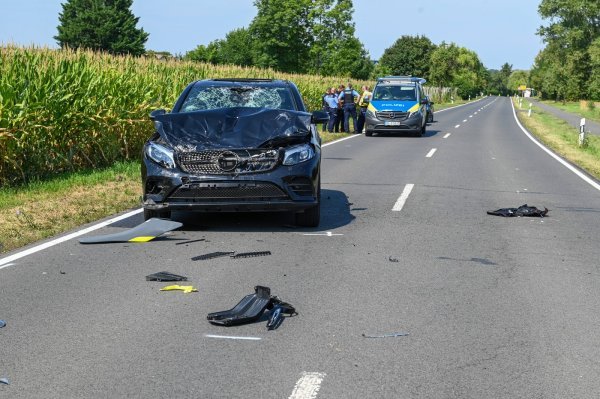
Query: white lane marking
[[0, 208, 143, 267], [288, 372, 326, 399], [434, 96, 487, 114], [425, 148, 437, 158], [469, 115, 473, 118], [0, 263, 15, 271], [443, 133, 451, 139], [205, 335, 262, 341], [303, 231, 343, 236], [463, 119, 467, 122], [392, 184, 414, 212], [322, 134, 361, 147], [510, 99, 600, 192], [455, 124, 460, 128]]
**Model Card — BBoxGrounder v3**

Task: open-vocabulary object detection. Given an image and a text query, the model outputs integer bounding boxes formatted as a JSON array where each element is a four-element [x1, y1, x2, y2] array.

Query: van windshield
[[373, 85, 417, 101]]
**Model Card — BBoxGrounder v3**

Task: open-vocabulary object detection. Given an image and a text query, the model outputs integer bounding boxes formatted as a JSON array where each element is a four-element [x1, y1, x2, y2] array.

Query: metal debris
[[231, 251, 271, 259], [362, 332, 409, 338], [175, 238, 206, 245], [192, 251, 234, 261], [146, 271, 188, 282]]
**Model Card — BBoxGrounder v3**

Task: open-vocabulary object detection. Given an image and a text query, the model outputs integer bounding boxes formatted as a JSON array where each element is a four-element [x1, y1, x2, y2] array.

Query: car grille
[[169, 182, 288, 200], [376, 111, 408, 120], [177, 149, 280, 175], [287, 177, 314, 197]]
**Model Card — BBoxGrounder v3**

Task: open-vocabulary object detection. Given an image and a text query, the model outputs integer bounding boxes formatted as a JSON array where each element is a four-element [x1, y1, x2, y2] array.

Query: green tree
[[55, 0, 148, 56], [217, 28, 254, 66], [508, 70, 530, 92], [429, 42, 486, 99], [378, 35, 436, 79]]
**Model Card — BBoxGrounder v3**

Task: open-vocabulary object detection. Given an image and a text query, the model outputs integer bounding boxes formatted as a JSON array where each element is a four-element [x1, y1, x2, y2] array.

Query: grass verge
[[539, 100, 600, 124], [514, 99, 600, 180]]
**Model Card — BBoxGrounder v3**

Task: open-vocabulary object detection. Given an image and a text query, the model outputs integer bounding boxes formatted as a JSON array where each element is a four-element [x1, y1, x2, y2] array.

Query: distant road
[[2, 96, 600, 398], [529, 98, 600, 135]]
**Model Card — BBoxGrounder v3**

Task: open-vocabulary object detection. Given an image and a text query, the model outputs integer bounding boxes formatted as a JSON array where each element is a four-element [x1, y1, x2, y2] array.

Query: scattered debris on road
[[160, 285, 198, 294], [192, 251, 235, 261], [79, 218, 183, 244], [146, 271, 188, 282], [487, 204, 549, 217], [362, 332, 409, 338], [207, 286, 296, 330], [388, 256, 399, 263], [231, 251, 271, 259], [0, 377, 8, 385], [0, 320, 5, 328], [175, 238, 205, 245]]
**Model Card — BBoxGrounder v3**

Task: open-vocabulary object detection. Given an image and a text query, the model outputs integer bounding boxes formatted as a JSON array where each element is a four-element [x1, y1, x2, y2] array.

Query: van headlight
[[283, 144, 315, 166], [145, 142, 176, 169]]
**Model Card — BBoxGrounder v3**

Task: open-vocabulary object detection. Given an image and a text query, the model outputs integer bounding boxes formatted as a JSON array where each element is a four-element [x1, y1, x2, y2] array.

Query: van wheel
[[365, 130, 373, 137]]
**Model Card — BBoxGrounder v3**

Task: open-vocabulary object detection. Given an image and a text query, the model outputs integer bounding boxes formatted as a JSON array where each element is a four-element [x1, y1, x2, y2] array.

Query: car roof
[[197, 78, 291, 87], [376, 76, 426, 85]]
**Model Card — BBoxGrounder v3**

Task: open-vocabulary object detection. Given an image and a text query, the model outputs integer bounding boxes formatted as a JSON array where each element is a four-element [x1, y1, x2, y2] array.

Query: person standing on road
[[356, 85, 372, 134], [321, 88, 330, 132], [335, 85, 345, 133], [323, 88, 339, 132], [339, 83, 359, 133]]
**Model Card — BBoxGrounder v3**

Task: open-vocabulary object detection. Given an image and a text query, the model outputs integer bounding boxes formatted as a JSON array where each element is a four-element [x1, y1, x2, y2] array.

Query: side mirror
[[311, 110, 329, 124], [149, 109, 166, 121], [420, 99, 428, 105]]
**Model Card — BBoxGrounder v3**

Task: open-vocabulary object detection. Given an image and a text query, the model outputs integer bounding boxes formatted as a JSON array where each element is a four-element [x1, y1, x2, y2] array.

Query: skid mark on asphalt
[[289, 372, 326, 399], [392, 184, 414, 211]]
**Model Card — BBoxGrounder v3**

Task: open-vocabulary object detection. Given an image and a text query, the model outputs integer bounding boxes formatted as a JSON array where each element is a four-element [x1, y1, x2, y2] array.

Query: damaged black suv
[[141, 78, 328, 227]]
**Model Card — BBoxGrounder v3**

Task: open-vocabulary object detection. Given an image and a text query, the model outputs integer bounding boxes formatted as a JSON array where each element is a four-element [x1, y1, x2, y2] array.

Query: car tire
[[365, 130, 373, 137], [295, 182, 320, 227], [427, 113, 434, 123], [419, 124, 426, 137], [144, 208, 171, 220]]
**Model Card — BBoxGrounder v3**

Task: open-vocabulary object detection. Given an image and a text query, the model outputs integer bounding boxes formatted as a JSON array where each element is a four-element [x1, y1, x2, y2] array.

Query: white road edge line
[[510, 99, 600, 192], [425, 148, 437, 158], [392, 184, 414, 212], [443, 133, 451, 139], [0, 208, 143, 267], [204, 335, 262, 341], [0, 134, 360, 269], [288, 372, 326, 399], [0, 263, 15, 271]]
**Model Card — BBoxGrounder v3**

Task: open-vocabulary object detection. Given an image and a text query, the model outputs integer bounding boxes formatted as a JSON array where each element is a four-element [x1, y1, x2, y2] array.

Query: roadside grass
[[514, 99, 600, 180], [0, 132, 353, 255], [539, 100, 600, 124]]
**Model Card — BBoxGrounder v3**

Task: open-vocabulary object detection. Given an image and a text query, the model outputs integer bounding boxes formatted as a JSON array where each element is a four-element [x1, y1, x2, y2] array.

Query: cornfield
[[0, 46, 369, 187]]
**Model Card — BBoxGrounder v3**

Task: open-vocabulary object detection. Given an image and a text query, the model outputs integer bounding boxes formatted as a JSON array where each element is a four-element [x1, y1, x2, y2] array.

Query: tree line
[[53, 0, 599, 101]]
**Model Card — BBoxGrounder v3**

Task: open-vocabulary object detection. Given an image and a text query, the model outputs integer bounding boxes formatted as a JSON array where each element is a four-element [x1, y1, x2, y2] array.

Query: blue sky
[[0, 0, 545, 70]]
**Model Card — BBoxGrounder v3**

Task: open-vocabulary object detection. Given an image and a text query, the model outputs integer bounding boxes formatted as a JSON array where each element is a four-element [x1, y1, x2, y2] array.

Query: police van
[[365, 76, 428, 137]]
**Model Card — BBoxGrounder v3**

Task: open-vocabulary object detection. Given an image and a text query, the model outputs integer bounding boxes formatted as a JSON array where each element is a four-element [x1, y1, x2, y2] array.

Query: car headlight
[[145, 142, 175, 169], [366, 109, 375, 118], [408, 110, 422, 119], [282, 144, 315, 166]]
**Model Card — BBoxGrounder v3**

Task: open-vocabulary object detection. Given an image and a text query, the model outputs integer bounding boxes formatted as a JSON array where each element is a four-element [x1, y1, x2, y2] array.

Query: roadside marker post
[[528, 103, 532, 117], [579, 118, 586, 146]]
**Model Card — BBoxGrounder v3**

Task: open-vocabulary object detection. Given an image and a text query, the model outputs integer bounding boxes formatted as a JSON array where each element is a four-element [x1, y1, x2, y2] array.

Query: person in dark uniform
[[338, 83, 359, 133], [323, 88, 339, 132], [321, 88, 330, 132], [334, 85, 345, 133]]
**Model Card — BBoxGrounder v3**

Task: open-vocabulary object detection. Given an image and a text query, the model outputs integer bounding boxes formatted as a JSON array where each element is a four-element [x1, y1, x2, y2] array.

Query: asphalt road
[[2, 96, 600, 398]]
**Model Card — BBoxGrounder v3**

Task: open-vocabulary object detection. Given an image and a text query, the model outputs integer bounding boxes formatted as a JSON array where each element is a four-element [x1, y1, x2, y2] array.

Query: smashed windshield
[[180, 86, 296, 112], [373, 85, 417, 101]]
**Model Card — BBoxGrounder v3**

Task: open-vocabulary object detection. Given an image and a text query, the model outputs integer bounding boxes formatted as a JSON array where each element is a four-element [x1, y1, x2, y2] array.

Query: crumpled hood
[[152, 107, 312, 150]]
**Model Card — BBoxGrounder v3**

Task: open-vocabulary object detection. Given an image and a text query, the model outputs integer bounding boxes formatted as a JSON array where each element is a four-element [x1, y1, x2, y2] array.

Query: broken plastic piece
[[79, 218, 183, 244], [487, 204, 549, 217], [160, 285, 198, 294], [362, 332, 409, 338], [192, 251, 234, 261], [230, 251, 272, 259], [146, 271, 188, 282], [0, 320, 5, 328], [207, 286, 297, 328], [175, 238, 206, 245], [388, 256, 399, 262], [0, 377, 8, 385]]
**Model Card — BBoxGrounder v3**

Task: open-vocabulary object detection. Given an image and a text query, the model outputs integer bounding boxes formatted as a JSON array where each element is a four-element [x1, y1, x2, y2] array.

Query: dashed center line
[[463, 119, 467, 122], [469, 115, 473, 118], [443, 133, 451, 139], [425, 148, 437, 158], [455, 124, 460, 128], [392, 184, 414, 212], [204, 335, 262, 341], [289, 372, 326, 399]]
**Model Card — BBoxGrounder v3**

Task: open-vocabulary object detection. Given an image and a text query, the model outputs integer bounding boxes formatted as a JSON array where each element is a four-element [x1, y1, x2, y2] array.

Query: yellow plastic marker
[[160, 285, 198, 294], [128, 236, 156, 243]]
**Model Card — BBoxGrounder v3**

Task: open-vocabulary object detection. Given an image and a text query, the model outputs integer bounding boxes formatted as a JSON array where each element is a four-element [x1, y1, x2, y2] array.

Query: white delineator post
[[579, 118, 586, 146], [528, 103, 532, 117]]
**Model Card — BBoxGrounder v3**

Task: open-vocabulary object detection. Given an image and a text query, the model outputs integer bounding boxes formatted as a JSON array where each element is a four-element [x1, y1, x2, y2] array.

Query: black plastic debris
[[362, 332, 409, 338], [388, 256, 399, 263], [231, 251, 271, 259], [207, 286, 296, 330], [146, 271, 188, 282], [487, 204, 549, 217], [175, 238, 206, 245], [192, 251, 235, 261], [79, 218, 183, 244], [0, 377, 8, 385], [0, 320, 5, 328]]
